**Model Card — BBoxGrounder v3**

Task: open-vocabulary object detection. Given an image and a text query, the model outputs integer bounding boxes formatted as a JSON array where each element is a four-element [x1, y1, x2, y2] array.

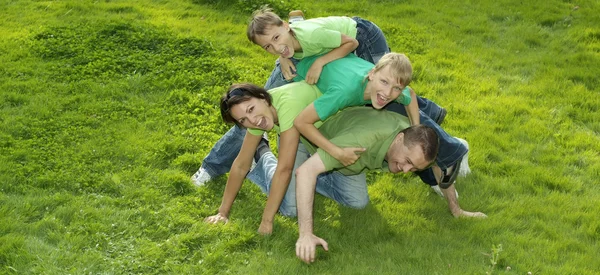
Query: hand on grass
[[204, 213, 229, 224], [335, 147, 366, 166], [295, 234, 329, 264], [258, 219, 273, 235], [454, 209, 487, 219], [280, 58, 297, 80]]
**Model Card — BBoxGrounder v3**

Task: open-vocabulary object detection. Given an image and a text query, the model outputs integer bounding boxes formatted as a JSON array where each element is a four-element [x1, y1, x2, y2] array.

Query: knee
[[278, 203, 297, 217], [344, 195, 369, 209]]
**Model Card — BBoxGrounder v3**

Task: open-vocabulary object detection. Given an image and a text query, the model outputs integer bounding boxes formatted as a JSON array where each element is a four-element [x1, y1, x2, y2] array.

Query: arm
[[305, 34, 359, 84], [204, 132, 261, 224], [258, 128, 300, 234], [294, 103, 365, 166], [441, 184, 487, 218], [404, 88, 420, 125], [295, 153, 329, 264]]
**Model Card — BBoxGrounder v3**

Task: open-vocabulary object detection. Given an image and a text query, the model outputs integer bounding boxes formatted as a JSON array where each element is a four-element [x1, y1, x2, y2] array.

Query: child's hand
[[305, 63, 323, 84], [204, 213, 229, 224], [279, 57, 297, 80], [258, 219, 273, 235], [334, 147, 366, 166]]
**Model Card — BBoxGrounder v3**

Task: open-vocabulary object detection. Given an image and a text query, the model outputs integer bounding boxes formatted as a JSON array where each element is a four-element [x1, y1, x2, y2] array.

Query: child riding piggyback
[[247, 8, 390, 89]]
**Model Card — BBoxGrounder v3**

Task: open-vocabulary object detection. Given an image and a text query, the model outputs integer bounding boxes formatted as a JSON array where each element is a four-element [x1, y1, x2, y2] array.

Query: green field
[[1, 0, 599, 274]]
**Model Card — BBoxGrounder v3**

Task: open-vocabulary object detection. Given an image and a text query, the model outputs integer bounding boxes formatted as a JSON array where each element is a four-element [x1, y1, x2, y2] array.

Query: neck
[[363, 78, 371, 101], [270, 105, 279, 125]]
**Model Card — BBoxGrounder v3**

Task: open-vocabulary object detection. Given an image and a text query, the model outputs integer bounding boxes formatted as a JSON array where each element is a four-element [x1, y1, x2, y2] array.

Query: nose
[[402, 164, 413, 173]]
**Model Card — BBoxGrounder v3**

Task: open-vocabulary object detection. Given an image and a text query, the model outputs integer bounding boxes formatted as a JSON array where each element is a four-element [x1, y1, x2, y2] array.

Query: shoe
[[435, 108, 447, 125], [456, 138, 471, 177], [438, 138, 470, 189], [191, 168, 212, 187], [288, 10, 305, 23]]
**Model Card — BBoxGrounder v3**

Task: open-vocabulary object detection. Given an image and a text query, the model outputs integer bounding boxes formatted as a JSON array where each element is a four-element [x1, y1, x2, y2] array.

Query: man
[[293, 106, 487, 264]]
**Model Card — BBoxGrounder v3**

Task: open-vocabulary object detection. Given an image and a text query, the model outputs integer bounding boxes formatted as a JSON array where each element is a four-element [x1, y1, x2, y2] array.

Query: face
[[229, 97, 276, 131], [386, 135, 430, 174], [367, 65, 405, 109], [254, 24, 298, 59]]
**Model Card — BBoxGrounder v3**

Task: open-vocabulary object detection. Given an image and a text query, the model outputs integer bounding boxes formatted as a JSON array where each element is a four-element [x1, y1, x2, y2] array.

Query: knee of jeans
[[345, 195, 369, 209], [278, 202, 297, 217]]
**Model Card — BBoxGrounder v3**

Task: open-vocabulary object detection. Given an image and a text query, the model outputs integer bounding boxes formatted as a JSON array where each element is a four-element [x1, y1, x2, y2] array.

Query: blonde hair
[[373, 53, 413, 86], [246, 7, 285, 44]]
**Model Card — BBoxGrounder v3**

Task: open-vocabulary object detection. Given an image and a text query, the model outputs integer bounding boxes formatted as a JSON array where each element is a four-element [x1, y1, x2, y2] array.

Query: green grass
[[1, 0, 599, 274]]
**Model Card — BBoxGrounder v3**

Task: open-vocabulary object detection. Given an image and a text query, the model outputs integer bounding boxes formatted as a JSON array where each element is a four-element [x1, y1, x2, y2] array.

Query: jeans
[[200, 128, 368, 216], [352, 16, 390, 64], [383, 102, 468, 186]]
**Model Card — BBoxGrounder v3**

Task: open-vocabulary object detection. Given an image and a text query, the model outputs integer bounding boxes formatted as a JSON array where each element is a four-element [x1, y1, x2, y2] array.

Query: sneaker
[[435, 108, 447, 125], [438, 138, 470, 188], [191, 168, 212, 187], [455, 138, 471, 177], [288, 10, 305, 23]]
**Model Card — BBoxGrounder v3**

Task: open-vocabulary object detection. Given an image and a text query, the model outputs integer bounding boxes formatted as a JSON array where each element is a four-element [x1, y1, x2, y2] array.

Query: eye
[[274, 35, 279, 41], [380, 79, 388, 85], [239, 118, 246, 124], [249, 106, 254, 113], [393, 86, 402, 92], [264, 45, 271, 50]]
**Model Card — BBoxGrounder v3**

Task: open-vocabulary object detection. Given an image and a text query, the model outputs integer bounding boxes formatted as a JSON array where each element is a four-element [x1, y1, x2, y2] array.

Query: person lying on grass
[[293, 107, 488, 264]]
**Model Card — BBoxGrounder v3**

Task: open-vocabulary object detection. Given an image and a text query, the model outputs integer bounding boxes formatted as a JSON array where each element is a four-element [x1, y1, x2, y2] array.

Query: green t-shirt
[[306, 106, 411, 176], [248, 81, 323, 137], [291, 16, 357, 59], [293, 54, 412, 121]]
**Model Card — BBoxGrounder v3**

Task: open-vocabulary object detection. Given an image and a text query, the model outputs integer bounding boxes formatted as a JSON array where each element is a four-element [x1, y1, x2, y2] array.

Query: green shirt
[[306, 106, 411, 175], [293, 54, 412, 121], [248, 81, 323, 137], [291, 16, 357, 59]]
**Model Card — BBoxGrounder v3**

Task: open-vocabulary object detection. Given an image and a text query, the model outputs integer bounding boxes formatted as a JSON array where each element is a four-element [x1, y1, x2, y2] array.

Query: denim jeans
[[383, 102, 468, 186], [200, 129, 368, 216], [352, 16, 390, 64]]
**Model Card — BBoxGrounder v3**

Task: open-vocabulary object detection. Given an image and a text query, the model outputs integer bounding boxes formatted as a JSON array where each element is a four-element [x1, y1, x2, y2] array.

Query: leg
[[315, 171, 369, 209], [352, 17, 390, 64], [191, 125, 247, 185]]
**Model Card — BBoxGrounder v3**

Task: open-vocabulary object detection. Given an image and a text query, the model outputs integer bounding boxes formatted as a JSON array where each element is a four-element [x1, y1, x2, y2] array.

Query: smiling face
[[253, 24, 300, 59], [366, 65, 406, 109], [386, 133, 430, 174], [229, 97, 277, 131]]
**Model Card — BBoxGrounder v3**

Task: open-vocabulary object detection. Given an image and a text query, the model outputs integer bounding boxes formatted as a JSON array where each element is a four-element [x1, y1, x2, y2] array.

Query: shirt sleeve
[[393, 86, 412, 105], [312, 85, 352, 121]]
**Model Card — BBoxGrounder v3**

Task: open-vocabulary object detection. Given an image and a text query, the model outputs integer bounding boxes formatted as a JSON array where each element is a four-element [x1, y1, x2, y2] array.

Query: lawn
[[1, 0, 599, 274]]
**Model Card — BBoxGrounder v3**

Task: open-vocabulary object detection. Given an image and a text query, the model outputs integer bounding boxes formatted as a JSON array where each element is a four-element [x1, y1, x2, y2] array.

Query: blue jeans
[[352, 16, 390, 64], [200, 128, 368, 216], [382, 102, 468, 186]]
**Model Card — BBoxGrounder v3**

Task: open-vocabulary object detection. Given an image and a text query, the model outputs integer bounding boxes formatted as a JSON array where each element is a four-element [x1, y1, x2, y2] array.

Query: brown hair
[[220, 83, 272, 127], [246, 7, 285, 44], [400, 124, 439, 164], [372, 53, 413, 87]]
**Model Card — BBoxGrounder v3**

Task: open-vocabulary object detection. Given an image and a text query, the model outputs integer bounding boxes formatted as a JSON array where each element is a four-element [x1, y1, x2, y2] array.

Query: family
[[192, 8, 487, 264]]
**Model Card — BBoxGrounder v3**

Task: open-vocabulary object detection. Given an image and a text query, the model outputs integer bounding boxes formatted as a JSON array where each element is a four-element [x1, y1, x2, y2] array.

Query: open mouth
[[257, 117, 267, 129], [281, 46, 289, 57], [376, 93, 388, 106]]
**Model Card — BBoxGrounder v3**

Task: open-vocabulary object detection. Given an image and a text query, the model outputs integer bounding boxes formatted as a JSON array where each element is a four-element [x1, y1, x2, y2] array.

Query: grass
[[1, 0, 599, 274]]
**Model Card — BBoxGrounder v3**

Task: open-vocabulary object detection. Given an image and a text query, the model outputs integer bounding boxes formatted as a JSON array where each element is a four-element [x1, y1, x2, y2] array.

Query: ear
[[283, 21, 290, 31], [367, 68, 375, 81]]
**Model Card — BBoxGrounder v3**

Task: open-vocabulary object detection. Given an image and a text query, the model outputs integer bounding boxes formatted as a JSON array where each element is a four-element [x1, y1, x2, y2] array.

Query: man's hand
[[204, 213, 229, 224], [295, 234, 329, 264], [453, 209, 488, 219], [334, 147, 366, 166], [258, 219, 273, 235], [279, 58, 297, 80]]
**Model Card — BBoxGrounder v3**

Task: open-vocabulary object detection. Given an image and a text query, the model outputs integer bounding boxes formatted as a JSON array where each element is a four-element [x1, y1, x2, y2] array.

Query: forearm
[[261, 166, 293, 222], [296, 168, 318, 236], [441, 184, 462, 217], [406, 90, 420, 125], [315, 41, 358, 66], [217, 165, 249, 217]]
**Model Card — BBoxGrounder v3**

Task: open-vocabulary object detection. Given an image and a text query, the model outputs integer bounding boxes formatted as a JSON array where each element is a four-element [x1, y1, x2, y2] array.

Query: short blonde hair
[[246, 7, 285, 44], [373, 53, 413, 86]]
